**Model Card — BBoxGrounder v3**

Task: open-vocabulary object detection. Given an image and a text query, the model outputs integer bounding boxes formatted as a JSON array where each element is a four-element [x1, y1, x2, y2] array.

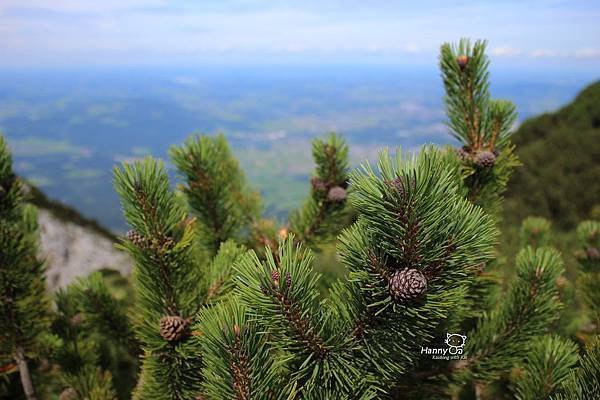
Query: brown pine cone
[[311, 177, 327, 193], [126, 229, 146, 247], [159, 315, 188, 341], [457, 55, 469, 70], [389, 268, 427, 303], [587, 247, 600, 260], [271, 270, 280, 288], [327, 186, 347, 202], [474, 150, 496, 168], [456, 146, 470, 161]]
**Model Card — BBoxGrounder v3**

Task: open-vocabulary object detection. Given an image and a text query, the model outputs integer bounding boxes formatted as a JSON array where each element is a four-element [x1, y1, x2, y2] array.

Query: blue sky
[[1, 0, 599, 68]]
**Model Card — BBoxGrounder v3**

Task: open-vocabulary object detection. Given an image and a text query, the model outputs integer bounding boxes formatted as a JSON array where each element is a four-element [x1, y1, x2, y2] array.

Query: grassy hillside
[[505, 80, 600, 229]]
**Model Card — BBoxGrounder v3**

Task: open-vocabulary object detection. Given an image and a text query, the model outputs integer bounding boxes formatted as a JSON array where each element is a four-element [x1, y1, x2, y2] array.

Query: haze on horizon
[[1, 0, 599, 70]]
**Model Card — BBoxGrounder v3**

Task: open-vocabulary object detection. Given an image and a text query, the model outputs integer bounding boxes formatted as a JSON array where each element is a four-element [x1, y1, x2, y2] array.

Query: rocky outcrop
[[37, 209, 132, 290]]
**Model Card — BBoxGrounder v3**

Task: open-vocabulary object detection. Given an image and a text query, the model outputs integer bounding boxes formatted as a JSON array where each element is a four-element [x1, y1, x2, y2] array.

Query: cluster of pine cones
[[456, 146, 498, 168], [311, 177, 347, 203]]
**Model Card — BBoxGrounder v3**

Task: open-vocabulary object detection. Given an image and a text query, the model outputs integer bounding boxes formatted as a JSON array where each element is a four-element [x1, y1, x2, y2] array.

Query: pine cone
[[389, 176, 406, 196], [159, 315, 188, 341], [126, 229, 146, 247], [457, 55, 469, 70], [327, 186, 347, 202], [587, 247, 600, 260], [260, 284, 269, 295], [271, 270, 280, 288], [456, 146, 470, 161], [474, 151, 496, 168], [271, 270, 280, 282], [59, 388, 79, 400], [389, 268, 427, 303], [70, 313, 84, 327], [389, 175, 416, 198], [311, 177, 327, 193]]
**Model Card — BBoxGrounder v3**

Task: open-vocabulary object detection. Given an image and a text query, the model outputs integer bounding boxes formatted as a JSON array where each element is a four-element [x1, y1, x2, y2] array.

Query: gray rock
[[37, 209, 131, 290]]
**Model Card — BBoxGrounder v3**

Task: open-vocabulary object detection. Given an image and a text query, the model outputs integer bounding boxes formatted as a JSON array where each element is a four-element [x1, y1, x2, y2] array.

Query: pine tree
[[170, 134, 261, 256], [0, 136, 52, 400], [114, 159, 205, 399], [511, 335, 579, 400], [52, 282, 118, 400], [106, 38, 579, 399], [51, 272, 136, 399], [289, 133, 351, 247], [3, 37, 596, 399], [552, 338, 600, 399], [440, 39, 520, 215]]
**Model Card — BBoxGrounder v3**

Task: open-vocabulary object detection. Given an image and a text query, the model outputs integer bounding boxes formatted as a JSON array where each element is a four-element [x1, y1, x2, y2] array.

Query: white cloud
[[528, 48, 600, 59], [529, 49, 561, 58], [0, 1, 598, 66], [0, 0, 168, 14], [491, 46, 521, 57], [403, 42, 420, 53], [573, 48, 600, 59]]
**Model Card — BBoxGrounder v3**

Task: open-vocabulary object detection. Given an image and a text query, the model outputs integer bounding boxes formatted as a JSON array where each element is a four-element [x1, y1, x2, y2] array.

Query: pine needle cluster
[[1, 38, 598, 400]]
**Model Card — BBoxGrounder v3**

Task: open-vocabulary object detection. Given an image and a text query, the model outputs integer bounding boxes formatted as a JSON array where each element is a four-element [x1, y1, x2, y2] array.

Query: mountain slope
[[505, 80, 600, 229], [25, 184, 131, 290]]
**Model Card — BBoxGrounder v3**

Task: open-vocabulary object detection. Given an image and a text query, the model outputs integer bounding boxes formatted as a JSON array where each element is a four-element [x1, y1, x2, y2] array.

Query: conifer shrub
[[1, 39, 598, 400]]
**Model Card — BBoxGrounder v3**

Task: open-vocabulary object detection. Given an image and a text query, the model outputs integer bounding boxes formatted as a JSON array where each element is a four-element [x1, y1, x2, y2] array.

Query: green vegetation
[[0, 136, 52, 400], [505, 80, 600, 229], [1, 39, 599, 399]]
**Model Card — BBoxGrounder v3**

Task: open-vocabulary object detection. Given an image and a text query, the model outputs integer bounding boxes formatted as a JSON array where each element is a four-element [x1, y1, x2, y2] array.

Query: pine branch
[[51, 282, 122, 400], [201, 241, 245, 304], [455, 246, 564, 384], [289, 133, 351, 248], [511, 335, 579, 400], [330, 147, 497, 391], [195, 297, 283, 400], [552, 338, 600, 400], [573, 220, 600, 335], [114, 158, 203, 399], [440, 39, 491, 149], [0, 135, 51, 400], [440, 39, 520, 215], [170, 134, 260, 255], [520, 217, 553, 249], [69, 272, 137, 350], [59, 365, 118, 400], [235, 236, 362, 397]]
